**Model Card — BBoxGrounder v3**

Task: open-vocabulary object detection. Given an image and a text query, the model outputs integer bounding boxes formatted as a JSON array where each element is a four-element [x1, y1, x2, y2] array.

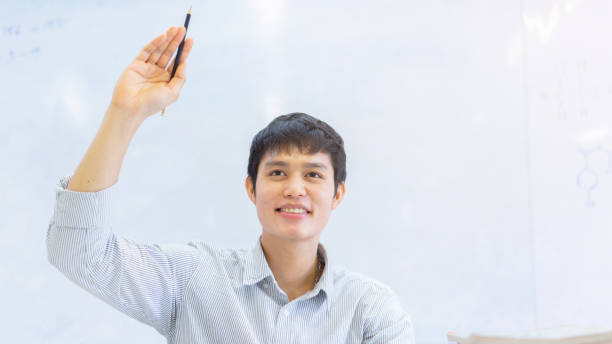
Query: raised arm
[[68, 26, 194, 192], [48, 28, 199, 336]]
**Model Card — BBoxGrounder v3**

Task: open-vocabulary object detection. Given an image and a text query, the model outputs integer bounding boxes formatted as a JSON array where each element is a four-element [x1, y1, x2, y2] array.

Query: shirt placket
[[274, 303, 294, 343]]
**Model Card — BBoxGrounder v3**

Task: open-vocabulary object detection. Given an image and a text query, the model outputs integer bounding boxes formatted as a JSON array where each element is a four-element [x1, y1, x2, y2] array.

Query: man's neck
[[260, 233, 321, 301]]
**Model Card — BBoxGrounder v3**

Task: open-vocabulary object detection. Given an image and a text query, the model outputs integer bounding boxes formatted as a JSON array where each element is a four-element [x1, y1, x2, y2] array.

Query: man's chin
[[262, 228, 321, 243]]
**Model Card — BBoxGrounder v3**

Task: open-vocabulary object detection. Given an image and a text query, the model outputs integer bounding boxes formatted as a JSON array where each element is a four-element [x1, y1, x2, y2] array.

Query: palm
[[113, 61, 172, 115], [110, 26, 194, 119]]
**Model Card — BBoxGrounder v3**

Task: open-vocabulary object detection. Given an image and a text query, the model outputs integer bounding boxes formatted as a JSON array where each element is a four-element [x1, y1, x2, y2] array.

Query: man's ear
[[331, 182, 346, 210], [245, 176, 256, 204]]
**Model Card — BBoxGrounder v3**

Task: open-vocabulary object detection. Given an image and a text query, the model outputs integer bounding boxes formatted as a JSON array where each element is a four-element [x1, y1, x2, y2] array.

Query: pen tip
[[188, 5, 192, 14]]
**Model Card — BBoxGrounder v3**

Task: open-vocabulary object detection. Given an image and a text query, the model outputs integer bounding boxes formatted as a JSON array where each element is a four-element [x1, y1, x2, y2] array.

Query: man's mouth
[[275, 207, 311, 214]]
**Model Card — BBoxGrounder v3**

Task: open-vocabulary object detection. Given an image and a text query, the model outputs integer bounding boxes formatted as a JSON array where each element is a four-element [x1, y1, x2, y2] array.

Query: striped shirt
[[47, 176, 414, 343]]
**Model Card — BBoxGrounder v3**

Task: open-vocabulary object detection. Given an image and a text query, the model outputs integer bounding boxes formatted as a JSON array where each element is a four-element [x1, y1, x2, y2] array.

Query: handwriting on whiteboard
[[2, 18, 67, 62]]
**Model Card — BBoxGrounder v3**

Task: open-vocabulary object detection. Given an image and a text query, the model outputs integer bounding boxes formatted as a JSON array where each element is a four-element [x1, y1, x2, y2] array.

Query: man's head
[[245, 113, 347, 242], [247, 112, 346, 195]]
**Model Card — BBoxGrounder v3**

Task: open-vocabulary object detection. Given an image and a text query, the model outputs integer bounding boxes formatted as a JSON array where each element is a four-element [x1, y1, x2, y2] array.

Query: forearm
[[67, 106, 143, 192]]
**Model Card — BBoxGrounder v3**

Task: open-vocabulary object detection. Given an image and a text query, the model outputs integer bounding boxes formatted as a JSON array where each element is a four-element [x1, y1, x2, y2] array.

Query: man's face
[[246, 147, 345, 243]]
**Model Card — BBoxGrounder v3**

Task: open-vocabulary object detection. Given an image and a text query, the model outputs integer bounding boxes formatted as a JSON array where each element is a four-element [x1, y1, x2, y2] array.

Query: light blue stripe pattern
[[47, 176, 414, 343]]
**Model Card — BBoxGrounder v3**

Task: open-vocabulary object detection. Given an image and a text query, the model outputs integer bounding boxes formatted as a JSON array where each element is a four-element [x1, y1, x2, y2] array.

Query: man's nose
[[283, 175, 306, 197]]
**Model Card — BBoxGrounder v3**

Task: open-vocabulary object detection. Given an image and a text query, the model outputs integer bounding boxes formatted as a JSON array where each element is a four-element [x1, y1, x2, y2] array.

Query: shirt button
[[284, 309, 289, 317], [262, 283, 268, 289]]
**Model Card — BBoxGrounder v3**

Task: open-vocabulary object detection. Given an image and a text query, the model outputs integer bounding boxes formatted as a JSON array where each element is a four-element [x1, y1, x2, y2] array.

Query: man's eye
[[307, 172, 322, 178], [270, 170, 285, 176]]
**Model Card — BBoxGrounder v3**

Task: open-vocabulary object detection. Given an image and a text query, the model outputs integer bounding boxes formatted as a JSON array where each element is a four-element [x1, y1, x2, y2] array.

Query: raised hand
[[109, 26, 194, 120]]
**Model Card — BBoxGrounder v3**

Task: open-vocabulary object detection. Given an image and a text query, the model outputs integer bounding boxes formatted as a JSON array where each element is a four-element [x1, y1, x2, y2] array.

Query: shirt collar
[[241, 237, 275, 286], [241, 237, 335, 312], [313, 242, 334, 312]]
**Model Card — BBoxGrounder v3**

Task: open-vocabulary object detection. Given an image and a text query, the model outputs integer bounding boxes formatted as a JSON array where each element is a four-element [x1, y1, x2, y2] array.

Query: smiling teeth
[[280, 208, 307, 213]]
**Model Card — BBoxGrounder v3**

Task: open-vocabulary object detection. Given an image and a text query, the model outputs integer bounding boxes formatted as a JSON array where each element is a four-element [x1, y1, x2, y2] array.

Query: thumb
[[168, 61, 187, 102]]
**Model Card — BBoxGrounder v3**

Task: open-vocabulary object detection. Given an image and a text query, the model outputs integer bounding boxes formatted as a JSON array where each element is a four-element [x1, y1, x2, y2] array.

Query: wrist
[[104, 105, 144, 138]]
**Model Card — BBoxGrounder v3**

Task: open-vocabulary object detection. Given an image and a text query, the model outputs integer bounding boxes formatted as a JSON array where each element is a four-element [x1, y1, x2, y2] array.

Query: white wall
[[2, 1, 611, 343]]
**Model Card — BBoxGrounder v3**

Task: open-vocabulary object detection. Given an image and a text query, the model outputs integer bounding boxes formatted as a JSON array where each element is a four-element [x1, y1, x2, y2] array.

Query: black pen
[[162, 6, 192, 116], [171, 6, 192, 79]]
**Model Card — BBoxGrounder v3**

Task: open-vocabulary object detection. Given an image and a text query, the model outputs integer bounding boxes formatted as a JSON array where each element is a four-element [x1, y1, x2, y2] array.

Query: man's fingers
[[147, 26, 177, 65], [166, 37, 194, 76], [157, 26, 186, 69], [135, 33, 166, 62], [168, 38, 194, 98], [177, 37, 194, 69]]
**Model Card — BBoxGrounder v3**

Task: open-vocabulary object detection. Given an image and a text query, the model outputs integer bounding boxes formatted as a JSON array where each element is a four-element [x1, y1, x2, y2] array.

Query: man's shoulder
[[330, 265, 398, 301], [330, 265, 411, 336]]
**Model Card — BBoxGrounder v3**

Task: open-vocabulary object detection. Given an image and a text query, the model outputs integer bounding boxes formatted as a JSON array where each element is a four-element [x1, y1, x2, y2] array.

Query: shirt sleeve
[[362, 284, 415, 344], [46, 176, 202, 337]]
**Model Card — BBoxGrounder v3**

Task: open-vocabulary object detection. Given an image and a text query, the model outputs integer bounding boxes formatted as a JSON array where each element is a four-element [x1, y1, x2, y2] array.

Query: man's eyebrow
[[264, 160, 289, 168], [264, 160, 328, 170], [303, 162, 328, 170]]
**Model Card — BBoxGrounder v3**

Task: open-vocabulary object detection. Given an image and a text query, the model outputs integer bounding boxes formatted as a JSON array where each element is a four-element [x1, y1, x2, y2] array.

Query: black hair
[[247, 112, 346, 195]]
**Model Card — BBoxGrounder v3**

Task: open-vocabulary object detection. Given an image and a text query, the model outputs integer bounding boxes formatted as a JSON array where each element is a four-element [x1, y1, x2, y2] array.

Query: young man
[[47, 26, 414, 343]]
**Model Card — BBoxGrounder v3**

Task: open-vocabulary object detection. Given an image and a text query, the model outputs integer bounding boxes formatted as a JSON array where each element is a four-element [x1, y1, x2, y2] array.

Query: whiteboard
[[1, 1, 611, 343]]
